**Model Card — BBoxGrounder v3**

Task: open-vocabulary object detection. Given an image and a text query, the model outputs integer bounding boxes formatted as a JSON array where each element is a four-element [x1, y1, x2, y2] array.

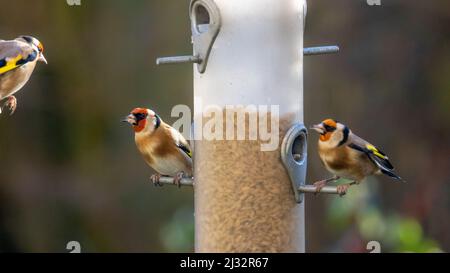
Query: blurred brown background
[[0, 0, 448, 252]]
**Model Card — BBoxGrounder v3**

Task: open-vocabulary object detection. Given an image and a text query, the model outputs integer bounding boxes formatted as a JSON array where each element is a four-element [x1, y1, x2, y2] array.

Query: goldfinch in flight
[[0, 36, 47, 115], [123, 108, 193, 187], [311, 119, 402, 196]]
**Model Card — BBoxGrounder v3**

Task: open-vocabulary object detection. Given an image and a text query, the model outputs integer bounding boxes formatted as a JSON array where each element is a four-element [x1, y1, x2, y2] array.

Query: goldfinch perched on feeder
[[311, 119, 402, 196], [123, 108, 193, 187], [0, 36, 47, 115]]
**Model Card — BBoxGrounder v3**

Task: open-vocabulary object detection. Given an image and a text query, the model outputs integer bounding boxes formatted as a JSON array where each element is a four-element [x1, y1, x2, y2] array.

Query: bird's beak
[[310, 123, 325, 135], [38, 54, 48, 64], [122, 114, 137, 126]]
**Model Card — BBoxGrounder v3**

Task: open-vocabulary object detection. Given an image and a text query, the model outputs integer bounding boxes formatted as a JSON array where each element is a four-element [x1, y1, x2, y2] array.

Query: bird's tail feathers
[[381, 169, 405, 182]]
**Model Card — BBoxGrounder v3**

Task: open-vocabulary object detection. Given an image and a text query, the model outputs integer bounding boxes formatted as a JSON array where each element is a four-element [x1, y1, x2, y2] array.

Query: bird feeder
[[157, 0, 340, 253]]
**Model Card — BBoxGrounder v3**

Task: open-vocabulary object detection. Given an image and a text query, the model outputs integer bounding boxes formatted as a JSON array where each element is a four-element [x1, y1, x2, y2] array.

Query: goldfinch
[[311, 119, 402, 196], [123, 108, 193, 187], [0, 35, 47, 115]]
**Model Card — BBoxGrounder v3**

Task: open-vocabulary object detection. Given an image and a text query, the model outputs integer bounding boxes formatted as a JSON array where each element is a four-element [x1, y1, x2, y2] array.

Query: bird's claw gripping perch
[[173, 172, 185, 188], [150, 174, 163, 187], [1, 96, 17, 115], [336, 184, 350, 197], [336, 182, 357, 197], [313, 180, 328, 195], [313, 176, 340, 195]]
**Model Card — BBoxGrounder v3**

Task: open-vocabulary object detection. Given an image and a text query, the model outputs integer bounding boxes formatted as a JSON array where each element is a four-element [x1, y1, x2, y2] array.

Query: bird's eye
[[134, 113, 147, 120], [324, 124, 336, 132]]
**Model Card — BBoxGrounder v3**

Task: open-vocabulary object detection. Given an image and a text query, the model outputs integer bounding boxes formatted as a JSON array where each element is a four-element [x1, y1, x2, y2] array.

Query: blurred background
[[0, 0, 448, 252]]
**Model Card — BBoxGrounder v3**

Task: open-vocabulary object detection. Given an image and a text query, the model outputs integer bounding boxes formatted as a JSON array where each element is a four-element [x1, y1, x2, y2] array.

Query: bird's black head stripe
[[324, 124, 336, 132], [21, 36, 33, 43], [155, 114, 161, 130], [133, 112, 146, 121], [338, 126, 350, 147]]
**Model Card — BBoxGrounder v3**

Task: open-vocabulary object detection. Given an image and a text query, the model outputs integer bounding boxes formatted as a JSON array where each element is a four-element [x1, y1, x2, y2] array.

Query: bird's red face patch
[[322, 119, 337, 128], [38, 43, 44, 53], [131, 108, 148, 115], [131, 108, 149, 133], [320, 132, 332, 141], [319, 119, 337, 142]]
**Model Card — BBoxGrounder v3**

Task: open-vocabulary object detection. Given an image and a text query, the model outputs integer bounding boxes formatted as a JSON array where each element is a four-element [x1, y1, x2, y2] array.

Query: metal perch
[[156, 46, 340, 66], [152, 176, 340, 195], [303, 46, 340, 56], [156, 176, 195, 187]]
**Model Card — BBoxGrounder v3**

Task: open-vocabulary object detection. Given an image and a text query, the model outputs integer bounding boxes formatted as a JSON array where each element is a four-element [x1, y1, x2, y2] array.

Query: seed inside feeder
[[194, 109, 304, 253]]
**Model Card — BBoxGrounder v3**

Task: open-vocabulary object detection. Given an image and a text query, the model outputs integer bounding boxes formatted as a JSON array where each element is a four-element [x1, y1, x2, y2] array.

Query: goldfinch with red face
[[0, 36, 47, 115], [123, 108, 193, 187], [311, 119, 402, 196]]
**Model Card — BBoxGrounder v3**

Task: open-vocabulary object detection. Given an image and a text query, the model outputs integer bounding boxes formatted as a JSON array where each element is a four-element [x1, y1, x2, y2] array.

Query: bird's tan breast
[[0, 63, 37, 99], [135, 128, 192, 176], [318, 144, 351, 170], [318, 142, 376, 181], [135, 127, 178, 160]]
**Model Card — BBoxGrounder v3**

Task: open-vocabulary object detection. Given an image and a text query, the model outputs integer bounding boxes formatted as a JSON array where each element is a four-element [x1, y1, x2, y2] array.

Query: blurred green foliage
[[326, 179, 441, 252], [160, 207, 195, 253], [0, 0, 449, 252]]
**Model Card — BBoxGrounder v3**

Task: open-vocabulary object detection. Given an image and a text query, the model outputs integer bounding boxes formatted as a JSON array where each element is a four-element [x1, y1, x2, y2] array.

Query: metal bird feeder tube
[[191, 0, 306, 253], [156, 0, 341, 253]]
